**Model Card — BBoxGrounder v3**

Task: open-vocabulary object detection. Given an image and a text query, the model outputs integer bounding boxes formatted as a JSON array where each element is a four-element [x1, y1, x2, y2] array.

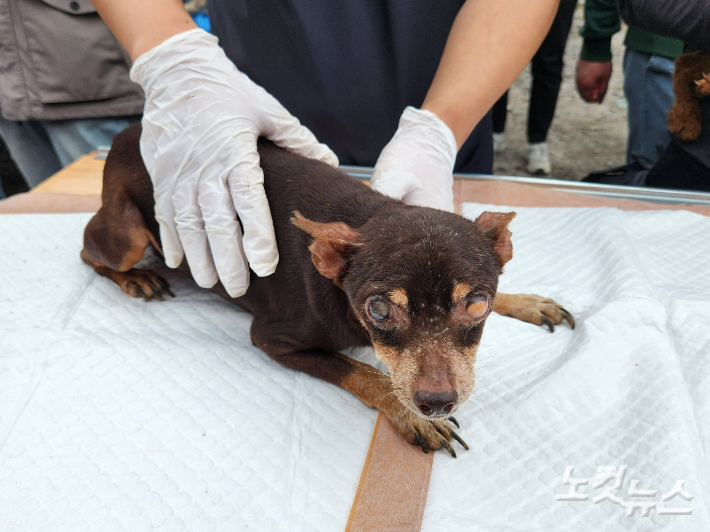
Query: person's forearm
[[580, 0, 621, 62], [422, 0, 560, 148], [92, 0, 197, 61]]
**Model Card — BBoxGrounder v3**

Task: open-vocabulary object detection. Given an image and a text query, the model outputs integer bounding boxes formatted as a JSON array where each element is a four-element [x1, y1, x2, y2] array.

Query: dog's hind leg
[[81, 192, 173, 301], [493, 293, 574, 332]]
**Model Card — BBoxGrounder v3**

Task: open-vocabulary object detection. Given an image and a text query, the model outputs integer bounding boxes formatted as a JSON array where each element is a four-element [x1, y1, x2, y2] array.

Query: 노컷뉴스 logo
[[555, 465, 693, 517]]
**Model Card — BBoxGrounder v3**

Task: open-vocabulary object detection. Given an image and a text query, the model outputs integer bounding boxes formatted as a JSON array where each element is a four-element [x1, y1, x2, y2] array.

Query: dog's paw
[[494, 293, 574, 332], [117, 269, 175, 301], [381, 398, 468, 457]]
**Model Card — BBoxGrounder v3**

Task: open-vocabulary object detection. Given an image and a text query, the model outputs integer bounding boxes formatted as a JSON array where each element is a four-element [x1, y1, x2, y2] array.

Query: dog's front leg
[[493, 293, 575, 332], [261, 347, 466, 456]]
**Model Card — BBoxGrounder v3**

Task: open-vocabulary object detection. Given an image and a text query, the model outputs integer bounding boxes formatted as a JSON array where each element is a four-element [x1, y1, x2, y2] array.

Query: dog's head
[[292, 206, 515, 419]]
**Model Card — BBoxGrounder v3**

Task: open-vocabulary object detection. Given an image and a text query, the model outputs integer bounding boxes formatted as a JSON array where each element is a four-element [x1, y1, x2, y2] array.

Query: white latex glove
[[371, 106, 457, 212], [130, 29, 338, 297]]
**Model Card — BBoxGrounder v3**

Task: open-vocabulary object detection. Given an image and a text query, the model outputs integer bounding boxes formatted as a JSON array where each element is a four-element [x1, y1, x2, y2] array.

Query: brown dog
[[82, 124, 574, 456], [667, 50, 710, 143]]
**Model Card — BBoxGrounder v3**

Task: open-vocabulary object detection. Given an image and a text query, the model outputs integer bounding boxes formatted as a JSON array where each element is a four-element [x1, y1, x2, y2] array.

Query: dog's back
[[88, 124, 393, 349]]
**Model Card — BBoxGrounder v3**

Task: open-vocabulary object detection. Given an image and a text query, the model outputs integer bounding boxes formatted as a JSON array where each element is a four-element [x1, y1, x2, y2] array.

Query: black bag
[[582, 156, 653, 187]]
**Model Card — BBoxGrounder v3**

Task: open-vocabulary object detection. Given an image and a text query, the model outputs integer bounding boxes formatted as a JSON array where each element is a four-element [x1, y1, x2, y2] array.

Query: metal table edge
[[339, 165, 710, 206]]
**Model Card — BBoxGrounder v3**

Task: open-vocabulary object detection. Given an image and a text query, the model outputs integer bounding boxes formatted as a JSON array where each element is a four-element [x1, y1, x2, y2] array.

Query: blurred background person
[[617, 0, 710, 191], [0, 0, 143, 193], [492, 0, 577, 175], [579, 0, 709, 191], [576, 0, 683, 165]]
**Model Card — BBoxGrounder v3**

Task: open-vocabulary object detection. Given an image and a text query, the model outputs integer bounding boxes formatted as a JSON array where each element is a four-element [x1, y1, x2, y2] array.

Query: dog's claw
[[450, 430, 469, 451], [448, 416, 460, 429], [541, 316, 555, 333], [156, 275, 175, 297], [385, 399, 465, 457], [440, 439, 457, 458], [132, 283, 150, 302], [559, 307, 575, 329], [414, 433, 429, 454], [119, 269, 173, 301]]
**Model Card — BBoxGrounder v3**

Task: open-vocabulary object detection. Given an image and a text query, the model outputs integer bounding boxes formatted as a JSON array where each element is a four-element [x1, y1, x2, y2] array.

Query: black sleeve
[[617, 0, 710, 51]]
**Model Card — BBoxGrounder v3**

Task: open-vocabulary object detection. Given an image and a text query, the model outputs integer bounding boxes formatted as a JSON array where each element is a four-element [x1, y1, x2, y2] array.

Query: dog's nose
[[414, 390, 458, 416]]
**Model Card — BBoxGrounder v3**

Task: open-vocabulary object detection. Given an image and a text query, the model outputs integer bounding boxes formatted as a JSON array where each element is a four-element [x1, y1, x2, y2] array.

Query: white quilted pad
[[1, 205, 709, 532], [0, 214, 376, 532], [424, 204, 710, 531]]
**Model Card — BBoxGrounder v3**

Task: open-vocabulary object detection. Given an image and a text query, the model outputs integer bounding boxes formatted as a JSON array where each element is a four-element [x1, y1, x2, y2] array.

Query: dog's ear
[[474, 211, 516, 270], [291, 211, 361, 286]]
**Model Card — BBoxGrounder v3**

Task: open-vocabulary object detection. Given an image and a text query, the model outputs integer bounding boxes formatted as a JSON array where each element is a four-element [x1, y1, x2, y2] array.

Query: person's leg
[[0, 117, 63, 188], [623, 49, 646, 163], [623, 50, 674, 164], [643, 55, 675, 161], [455, 111, 493, 174], [44, 115, 141, 167], [492, 91, 508, 134], [491, 91, 508, 153], [527, 0, 577, 143]]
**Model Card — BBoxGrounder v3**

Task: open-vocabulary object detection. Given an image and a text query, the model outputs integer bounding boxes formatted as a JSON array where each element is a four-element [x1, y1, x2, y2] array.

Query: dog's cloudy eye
[[466, 295, 489, 320], [368, 300, 391, 321]]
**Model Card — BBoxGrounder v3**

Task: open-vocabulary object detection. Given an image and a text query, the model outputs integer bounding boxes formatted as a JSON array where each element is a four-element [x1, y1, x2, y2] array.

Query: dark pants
[[646, 139, 710, 192], [492, 0, 577, 143]]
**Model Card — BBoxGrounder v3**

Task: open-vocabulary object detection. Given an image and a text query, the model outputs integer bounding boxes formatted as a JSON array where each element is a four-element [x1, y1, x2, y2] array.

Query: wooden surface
[[32, 152, 105, 196]]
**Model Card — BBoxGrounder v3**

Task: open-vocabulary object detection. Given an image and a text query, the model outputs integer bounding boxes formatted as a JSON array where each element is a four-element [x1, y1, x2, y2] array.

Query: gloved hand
[[371, 106, 457, 212], [130, 29, 338, 297]]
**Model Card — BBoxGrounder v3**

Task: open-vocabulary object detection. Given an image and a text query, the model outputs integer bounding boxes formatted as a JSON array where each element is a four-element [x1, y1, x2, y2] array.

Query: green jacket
[[580, 0, 683, 62]]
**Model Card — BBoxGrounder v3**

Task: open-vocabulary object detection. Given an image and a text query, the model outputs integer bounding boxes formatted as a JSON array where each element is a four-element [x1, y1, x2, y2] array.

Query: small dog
[[667, 50, 710, 143], [82, 124, 574, 456]]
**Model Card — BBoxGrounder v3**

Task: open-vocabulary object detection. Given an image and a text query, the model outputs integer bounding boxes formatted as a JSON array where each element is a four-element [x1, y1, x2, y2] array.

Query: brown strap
[[345, 413, 434, 532]]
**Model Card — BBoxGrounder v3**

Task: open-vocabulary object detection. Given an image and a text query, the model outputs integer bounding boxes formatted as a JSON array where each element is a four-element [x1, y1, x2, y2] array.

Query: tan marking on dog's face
[[452, 283, 471, 303], [388, 288, 409, 308]]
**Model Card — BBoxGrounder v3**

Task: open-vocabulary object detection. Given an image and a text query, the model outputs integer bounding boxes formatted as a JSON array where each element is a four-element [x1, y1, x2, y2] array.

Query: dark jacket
[[581, 0, 683, 62], [617, 0, 710, 53], [209, 0, 493, 173], [0, 0, 144, 121]]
